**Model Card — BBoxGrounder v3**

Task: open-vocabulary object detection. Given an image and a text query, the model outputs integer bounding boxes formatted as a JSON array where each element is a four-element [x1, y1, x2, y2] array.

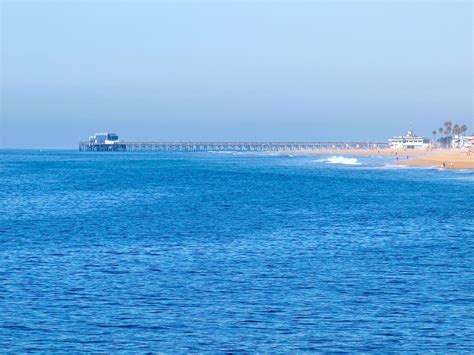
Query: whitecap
[[314, 156, 361, 165]]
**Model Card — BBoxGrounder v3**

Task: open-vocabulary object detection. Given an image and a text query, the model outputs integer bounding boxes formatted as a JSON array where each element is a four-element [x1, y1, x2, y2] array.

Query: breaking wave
[[314, 156, 362, 165]]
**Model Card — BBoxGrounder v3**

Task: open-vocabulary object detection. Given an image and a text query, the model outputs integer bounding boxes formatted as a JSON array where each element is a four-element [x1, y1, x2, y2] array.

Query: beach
[[398, 150, 474, 170], [286, 149, 426, 157], [285, 149, 474, 170]]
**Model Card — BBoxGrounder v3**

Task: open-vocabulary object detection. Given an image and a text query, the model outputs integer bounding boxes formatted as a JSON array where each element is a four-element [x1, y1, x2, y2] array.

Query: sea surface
[[1, 150, 473, 352]]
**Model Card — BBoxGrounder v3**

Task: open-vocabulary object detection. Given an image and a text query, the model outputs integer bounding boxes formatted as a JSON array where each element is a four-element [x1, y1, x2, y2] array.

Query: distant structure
[[79, 133, 389, 152], [85, 132, 126, 151], [389, 130, 430, 150], [451, 135, 472, 149], [89, 132, 119, 144]]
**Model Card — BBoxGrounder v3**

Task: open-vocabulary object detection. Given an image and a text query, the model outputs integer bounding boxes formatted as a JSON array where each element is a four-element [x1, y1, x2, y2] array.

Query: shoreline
[[280, 149, 474, 170], [282, 149, 426, 157], [396, 150, 474, 170]]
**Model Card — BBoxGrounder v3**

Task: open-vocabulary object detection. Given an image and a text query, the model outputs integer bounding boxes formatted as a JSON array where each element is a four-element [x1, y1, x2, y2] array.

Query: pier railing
[[79, 141, 389, 152]]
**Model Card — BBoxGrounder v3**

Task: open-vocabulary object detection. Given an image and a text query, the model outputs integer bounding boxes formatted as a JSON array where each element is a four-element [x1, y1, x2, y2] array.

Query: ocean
[[1, 150, 473, 352]]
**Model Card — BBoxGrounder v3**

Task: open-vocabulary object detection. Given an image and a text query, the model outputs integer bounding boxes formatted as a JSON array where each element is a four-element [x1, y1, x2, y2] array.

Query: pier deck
[[79, 141, 389, 152]]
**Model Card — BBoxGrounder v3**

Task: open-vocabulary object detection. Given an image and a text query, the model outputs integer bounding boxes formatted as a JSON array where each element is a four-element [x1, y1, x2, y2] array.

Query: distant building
[[451, 135, 472, 149], [89, 132, 119, 145], [389, 130, 430, 149]]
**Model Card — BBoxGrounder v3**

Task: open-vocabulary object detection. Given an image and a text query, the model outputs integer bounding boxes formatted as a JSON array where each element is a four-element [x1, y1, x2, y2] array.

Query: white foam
[[380, 164, 411, 169], [382, 163, 442, 170], [314, 156, 361, 165]]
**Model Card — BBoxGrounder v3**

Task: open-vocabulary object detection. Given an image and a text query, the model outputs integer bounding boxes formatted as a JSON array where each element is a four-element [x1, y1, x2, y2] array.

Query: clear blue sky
[[1, 0, 472, 148]]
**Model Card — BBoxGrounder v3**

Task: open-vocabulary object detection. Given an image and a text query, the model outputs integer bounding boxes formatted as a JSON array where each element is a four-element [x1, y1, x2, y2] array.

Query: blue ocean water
[[1, 150, 473, 352]]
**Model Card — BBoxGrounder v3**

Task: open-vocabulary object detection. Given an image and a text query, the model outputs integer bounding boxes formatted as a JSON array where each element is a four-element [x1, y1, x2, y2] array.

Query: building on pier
[[89, 132, 120, 145], [81, 132, 126, 151]]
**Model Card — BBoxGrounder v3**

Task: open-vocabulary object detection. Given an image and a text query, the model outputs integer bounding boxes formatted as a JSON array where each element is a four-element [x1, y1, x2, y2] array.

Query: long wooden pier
[[79, 141, 389, 152]]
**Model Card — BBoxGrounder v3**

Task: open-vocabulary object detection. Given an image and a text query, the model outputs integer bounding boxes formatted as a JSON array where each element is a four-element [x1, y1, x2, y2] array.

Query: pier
[[79, 141, 389, 152]]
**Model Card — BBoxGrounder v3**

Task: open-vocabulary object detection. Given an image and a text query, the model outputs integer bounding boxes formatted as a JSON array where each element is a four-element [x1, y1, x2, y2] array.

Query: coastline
[[281, 149, 474, 170], [397, 150, 474, 170], [282, 149, 426, 157]]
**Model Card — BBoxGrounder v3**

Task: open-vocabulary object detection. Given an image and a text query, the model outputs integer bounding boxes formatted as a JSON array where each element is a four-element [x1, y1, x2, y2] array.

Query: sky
[[1, 0, 473, 148]]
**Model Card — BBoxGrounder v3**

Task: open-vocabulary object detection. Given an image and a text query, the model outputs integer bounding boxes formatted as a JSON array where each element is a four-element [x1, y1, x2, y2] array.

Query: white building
[[89, 132, 119, 144], [389, 130, 430, 150], [451, 135, 473, 149]]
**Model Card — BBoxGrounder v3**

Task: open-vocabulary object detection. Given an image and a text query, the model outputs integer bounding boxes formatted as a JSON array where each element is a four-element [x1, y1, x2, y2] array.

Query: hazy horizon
[[1, 0, 473, 148]]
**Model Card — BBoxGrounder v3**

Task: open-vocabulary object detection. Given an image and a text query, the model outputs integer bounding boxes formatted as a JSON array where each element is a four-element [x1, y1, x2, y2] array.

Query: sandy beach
[[284, 149, 474, 170], [286, 149, 427, 157], [397, 150, 474, 170]]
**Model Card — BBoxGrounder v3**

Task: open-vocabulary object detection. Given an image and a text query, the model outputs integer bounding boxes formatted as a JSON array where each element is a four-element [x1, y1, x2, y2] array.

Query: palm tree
[[438, 127, 444, 146], [443, 121, 453, 148], [432, 130, 437, 148], [444, 121, 452, 136], [438, 127, 445, 148], [456, 124, 469, 148], [453, 124, 460, 136]]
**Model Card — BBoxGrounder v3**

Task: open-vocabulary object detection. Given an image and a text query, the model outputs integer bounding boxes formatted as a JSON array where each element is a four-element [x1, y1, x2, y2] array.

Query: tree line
[[432, 121, 469, 148]]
